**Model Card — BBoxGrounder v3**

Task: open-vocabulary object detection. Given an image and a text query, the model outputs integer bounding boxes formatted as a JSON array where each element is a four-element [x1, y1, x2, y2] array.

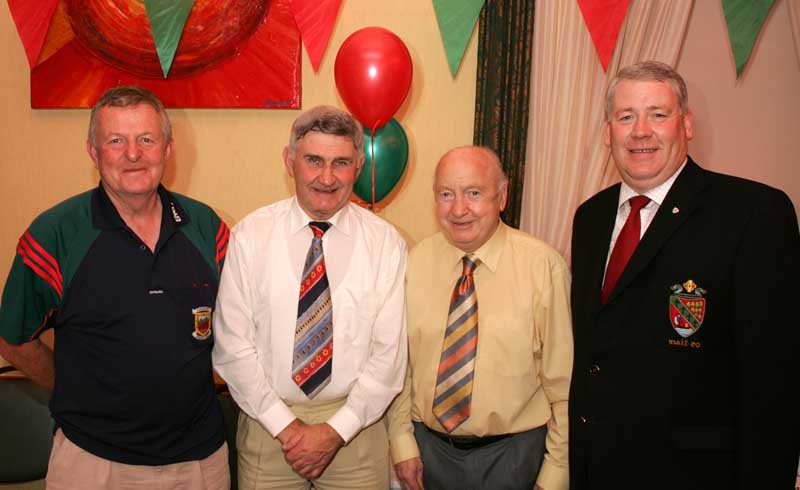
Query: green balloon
[[354, 118, 409, 203]]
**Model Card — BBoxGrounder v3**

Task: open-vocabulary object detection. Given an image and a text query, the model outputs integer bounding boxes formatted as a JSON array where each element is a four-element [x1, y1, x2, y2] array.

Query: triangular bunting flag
[[143, 0, 196, 78], [7, 0, 60, 68], [577, 0, 631, 71], [722, 0, 775, 77], [290, 0, 342, 72], [433, 0, 485, 77]]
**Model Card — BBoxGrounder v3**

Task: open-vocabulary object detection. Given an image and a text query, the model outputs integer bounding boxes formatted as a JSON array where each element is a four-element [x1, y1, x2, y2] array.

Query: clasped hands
[[277, 418, 344, 480]]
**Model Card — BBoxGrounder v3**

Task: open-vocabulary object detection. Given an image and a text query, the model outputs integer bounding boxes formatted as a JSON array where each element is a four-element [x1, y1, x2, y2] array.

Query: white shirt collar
[[288, 197, 352, 236], [617, 158, 688, 209]]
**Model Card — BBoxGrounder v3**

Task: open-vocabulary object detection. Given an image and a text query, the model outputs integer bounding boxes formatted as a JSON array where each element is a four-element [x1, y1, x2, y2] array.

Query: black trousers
[[413, 422, 547, 490]]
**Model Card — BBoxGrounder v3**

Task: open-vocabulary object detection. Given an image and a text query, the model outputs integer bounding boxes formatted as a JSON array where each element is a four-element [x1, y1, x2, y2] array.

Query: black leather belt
[[423, 425, 512, 450]]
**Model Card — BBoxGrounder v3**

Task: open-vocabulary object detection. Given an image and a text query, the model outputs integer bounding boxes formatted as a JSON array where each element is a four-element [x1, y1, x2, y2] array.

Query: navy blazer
[[568, 158, 800, 489]]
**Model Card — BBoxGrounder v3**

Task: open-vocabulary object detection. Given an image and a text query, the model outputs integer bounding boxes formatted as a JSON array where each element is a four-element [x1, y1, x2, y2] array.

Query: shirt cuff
[[536, 459, 569, 490], [326, 404, 362, 443], [390, 431, 420, 464], [260, 400, 297, 438]]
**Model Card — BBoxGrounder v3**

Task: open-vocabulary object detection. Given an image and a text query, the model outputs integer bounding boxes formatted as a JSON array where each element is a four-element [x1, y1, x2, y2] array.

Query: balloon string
[[370, 126, 376, 211]]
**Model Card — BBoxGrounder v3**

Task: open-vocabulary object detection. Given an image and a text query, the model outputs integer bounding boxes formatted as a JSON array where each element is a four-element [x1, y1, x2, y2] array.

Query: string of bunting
[[7, 0, 783, 80], [576, 0, 778, 78]]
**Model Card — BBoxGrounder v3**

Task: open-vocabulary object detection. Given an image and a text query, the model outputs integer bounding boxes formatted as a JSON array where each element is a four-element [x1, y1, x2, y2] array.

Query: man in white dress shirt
[[213, 106, 408, 490]]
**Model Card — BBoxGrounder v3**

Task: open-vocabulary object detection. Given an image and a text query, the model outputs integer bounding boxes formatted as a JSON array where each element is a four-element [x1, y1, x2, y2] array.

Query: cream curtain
[[520, 0, 693, 261]]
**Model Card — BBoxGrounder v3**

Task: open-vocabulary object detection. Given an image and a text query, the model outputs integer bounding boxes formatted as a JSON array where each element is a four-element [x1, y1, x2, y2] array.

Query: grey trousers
[[413, 422, 547, 490]]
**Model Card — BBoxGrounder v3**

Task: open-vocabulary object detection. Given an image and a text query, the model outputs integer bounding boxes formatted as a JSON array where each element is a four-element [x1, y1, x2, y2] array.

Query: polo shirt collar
[[92, 183, 189, 231]]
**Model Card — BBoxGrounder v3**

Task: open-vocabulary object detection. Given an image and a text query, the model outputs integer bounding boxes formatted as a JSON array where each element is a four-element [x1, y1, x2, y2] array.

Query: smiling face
[[87, 103, 172, 204], [434, 147, 507, 253], [605, 79, 694, 193], [284, 131, 364, 220]]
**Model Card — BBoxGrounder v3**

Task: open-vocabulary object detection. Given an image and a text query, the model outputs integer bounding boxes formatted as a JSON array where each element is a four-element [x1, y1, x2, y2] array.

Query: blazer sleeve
[[731, 188, 800, 488]]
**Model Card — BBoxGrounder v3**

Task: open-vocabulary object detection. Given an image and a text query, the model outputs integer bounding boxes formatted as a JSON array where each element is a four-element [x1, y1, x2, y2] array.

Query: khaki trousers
[[237, 398, 389, 490], [45, 429, 230, 490]]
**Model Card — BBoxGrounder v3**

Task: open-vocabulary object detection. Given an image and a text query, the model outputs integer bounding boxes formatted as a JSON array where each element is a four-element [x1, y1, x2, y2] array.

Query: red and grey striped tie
[[292, 221, 333, 398], [432, 254, 480, 432]]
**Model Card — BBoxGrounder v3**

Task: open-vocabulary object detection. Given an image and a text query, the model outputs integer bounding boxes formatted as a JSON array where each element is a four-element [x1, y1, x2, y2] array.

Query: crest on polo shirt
[[192, 306, 213, 340], [668, 279, 706, 338]]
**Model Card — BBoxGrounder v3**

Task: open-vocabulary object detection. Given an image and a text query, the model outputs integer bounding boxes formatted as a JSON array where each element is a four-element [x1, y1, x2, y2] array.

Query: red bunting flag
[[7, 0, 60, 68], [577, 0, 631, 71], [290, 0, 342, 72]]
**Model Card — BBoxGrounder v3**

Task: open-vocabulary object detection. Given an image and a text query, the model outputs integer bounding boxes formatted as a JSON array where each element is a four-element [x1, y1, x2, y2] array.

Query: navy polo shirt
[[49, 185, 225, 465]]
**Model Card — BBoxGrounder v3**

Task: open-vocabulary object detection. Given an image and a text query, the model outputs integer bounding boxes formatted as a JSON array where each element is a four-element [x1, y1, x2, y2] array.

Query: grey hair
[[88, 86, 172, 146], [287, 105, 364, 159], [605, 61, 689, 120]]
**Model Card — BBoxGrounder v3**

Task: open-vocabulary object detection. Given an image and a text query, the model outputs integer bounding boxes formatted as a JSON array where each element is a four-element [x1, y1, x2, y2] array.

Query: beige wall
[[3, 3, 798, 293], [0, 1, 478, 279], [677, 0, 800, 212]]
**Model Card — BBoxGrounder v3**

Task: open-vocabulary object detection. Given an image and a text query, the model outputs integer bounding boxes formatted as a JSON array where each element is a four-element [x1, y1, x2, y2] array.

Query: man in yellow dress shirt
[[388, 146, 573, 490]]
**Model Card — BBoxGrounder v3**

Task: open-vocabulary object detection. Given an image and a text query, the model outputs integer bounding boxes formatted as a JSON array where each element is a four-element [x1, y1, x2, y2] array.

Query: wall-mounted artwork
[[9, 0, 301, 108]]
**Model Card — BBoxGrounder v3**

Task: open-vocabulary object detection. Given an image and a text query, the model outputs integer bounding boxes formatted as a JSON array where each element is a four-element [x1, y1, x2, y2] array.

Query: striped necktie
[[292, 221, 333, 398], [432, 254, 480, 432]]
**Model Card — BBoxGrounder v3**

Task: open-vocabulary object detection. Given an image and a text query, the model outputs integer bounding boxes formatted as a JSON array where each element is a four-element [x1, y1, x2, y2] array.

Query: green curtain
[[473, 0, 535, 229]]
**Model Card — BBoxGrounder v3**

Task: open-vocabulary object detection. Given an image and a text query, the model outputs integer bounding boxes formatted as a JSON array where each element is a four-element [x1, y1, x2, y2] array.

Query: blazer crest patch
[[669, 279, 706, 338], [192, 306, 213, 340]]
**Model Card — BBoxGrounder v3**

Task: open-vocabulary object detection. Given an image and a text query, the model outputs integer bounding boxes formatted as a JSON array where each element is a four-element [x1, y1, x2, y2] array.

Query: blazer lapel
[[578, 185, 620, 318], [604, 159, 710, 306]]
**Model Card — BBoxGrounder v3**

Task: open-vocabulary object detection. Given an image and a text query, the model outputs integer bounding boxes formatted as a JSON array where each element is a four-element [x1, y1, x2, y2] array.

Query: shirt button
[[139, 245, 147, 251], [589, 364, 601, 375]]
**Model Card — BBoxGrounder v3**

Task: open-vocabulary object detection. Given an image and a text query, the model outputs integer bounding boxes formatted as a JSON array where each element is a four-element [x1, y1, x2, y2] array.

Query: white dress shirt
[[604, 160, 687, 283], [212, 197, 408, 443]]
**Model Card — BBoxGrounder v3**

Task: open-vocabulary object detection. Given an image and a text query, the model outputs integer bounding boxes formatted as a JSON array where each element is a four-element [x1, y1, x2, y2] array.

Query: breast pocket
[[478, 314, 536, 376], [335, 288, 379, 348]]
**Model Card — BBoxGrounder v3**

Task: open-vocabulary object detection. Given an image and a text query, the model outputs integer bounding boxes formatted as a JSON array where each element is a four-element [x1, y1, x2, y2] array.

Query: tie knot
[[629, 195, 650, 213], [462, 255, 479, 276], [309, 221, 331, 238]]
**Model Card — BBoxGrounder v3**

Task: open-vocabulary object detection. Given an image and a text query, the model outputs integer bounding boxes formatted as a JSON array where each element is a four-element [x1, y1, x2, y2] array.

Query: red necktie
[[601, 195, 650, 304]]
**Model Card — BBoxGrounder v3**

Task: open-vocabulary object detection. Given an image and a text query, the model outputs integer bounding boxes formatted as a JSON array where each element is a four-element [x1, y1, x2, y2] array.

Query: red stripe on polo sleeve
[[215, 221, 230, 267], [18, 231, 63, 298]]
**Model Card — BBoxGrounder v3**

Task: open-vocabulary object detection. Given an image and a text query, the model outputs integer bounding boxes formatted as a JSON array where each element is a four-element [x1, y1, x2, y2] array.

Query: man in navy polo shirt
[[0, 86, 231, 489]]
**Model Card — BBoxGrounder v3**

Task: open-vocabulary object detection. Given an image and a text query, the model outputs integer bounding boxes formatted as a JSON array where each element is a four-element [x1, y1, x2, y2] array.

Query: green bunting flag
[[722, 0, 775, 78], [144, 0, 196, 78], [433, 0, 485, 77]]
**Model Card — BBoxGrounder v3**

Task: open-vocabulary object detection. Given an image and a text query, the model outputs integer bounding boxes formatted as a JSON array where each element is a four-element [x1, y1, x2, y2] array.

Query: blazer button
[[589, 364, 600, 375], [579, 415, 589, 424]]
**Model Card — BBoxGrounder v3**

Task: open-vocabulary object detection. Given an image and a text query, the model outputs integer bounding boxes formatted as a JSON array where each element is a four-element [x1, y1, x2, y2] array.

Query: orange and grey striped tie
[[432, 254, 479, 432]]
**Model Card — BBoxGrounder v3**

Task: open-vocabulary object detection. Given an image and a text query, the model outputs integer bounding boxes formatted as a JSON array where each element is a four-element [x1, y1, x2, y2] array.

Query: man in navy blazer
[[569, 61, 799, 489]]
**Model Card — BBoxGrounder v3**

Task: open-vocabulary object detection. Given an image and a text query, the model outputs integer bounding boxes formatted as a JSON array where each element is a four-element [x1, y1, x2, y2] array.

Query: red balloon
[[334, 27, 413, 130]]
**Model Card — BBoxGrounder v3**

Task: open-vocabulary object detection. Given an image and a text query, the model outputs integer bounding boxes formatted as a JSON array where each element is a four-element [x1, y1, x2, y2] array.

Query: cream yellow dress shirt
[[387, 222, 573, 490]]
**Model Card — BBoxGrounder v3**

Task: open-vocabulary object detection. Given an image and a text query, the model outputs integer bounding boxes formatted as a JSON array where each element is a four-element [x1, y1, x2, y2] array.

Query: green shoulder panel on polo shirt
[[172, 192, 229, 279], [0, 190, 100, 344]]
